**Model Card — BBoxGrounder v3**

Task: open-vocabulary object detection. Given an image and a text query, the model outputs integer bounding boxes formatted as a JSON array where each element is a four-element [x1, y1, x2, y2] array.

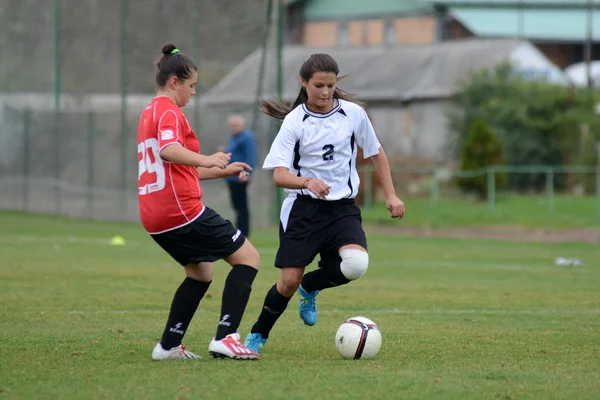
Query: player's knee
[[340, 249, 369, 280], [228, 239, 260, 269], [245, 245, 260, 269], [185, 262, 214, 282], [277, 268, 303, 296]]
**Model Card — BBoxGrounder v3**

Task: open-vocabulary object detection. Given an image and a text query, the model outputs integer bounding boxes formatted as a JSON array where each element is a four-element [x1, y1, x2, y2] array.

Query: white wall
[[510, 42, 569, 85], [368, 100, 455, 164]]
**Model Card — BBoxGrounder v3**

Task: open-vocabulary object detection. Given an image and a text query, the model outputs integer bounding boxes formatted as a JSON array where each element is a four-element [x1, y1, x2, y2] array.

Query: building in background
[[0, 0, 595, 223], [285, 0, 600, 69], [204, 39, 567, 164]]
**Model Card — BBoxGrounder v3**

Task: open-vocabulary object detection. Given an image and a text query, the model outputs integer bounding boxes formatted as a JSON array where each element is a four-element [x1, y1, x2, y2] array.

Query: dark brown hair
[[155, 44, 197, 87], [260, 53, 365, 119]]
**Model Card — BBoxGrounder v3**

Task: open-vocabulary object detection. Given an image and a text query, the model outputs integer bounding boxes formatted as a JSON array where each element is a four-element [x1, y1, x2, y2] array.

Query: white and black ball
[[335, 316, 382, 360]]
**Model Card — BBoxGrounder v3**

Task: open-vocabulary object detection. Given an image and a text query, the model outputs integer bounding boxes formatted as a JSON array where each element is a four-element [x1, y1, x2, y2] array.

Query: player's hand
[[306, 178, 331, 199], [238, 171, 250, 182], [224, 162, 252, 180], [386, 195, 405, 219], [205, 152, 231, 169]]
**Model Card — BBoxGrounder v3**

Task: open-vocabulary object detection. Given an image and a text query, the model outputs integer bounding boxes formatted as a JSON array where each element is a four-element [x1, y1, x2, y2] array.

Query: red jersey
[[137, 96, 204, 234]]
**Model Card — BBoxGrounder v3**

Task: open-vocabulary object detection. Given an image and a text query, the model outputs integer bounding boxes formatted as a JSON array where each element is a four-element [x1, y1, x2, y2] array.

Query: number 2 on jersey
[[322, 144, 335, 161], [138, 138, 166, 195]]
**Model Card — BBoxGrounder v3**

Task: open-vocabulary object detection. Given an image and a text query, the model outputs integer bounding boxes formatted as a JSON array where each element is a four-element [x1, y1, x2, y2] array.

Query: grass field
[[1, 211, 599, 400]]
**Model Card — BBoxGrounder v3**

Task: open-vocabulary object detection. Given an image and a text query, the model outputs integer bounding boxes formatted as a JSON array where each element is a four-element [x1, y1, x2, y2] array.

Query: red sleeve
[[156, 108, 182, 151]]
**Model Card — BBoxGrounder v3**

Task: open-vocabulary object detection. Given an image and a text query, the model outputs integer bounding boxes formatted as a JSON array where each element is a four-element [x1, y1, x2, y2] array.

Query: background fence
[[1, 0, 599, 227], [0, 0, 286, 225], [360, 164, 600, 217]]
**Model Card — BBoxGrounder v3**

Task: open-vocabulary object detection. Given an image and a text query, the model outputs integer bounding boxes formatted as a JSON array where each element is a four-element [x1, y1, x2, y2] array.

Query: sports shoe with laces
[[208, 333, 260, 360], [151, 343, 201, 360], [298, 284, 320, 326], [244, 332, 267, 353]]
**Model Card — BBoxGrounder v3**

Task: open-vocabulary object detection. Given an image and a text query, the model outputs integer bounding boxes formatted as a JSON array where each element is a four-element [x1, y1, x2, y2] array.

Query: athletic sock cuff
[[231, 264, 258, 283]]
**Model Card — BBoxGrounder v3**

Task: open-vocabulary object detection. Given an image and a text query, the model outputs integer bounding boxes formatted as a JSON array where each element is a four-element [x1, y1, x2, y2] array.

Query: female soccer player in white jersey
[[137, 44, 261, 360], [244, 53, 405, 353]]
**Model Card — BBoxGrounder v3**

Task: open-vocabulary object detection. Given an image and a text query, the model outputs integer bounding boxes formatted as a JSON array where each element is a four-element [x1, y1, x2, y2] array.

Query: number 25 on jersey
[[138, 138, 166, 195]]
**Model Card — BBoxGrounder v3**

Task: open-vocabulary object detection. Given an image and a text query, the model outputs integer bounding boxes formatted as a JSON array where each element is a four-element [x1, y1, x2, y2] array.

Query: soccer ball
[[335, 316, 382, 360]]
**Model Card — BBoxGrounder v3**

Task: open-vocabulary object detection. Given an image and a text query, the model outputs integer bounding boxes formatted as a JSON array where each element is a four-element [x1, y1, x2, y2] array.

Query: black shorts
[[275, 195, 367, 269], [151, 207, 245, 266]]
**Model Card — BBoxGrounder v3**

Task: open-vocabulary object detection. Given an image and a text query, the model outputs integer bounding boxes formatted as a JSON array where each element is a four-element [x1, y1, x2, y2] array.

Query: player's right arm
[[272, 167, 330, 199], [263, 116, 330, 198], [155, 107, 229, 168], [160, 145, 230, 169], [197, 162, 252, 180]]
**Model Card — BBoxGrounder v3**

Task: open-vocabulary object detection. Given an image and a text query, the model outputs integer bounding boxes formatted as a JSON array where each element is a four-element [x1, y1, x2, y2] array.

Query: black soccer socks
[[301, 264, 351, 293], [251, 284, 292, 339], [215, 264, 258, 340], [160, 277, 211, 350]]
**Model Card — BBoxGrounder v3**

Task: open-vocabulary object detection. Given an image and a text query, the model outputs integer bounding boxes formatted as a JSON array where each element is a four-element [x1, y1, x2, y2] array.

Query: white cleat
[[208, 333, 261, 360], [152, 343, 202, 360]]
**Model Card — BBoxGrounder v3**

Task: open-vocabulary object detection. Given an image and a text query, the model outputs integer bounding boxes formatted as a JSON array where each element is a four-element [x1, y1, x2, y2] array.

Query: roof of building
[[294, 0, 600, 42], [300, 0, 426, 21], [435, 1, 595, 7], [443, 3, 600, 41], [204, 38, 567, 106]]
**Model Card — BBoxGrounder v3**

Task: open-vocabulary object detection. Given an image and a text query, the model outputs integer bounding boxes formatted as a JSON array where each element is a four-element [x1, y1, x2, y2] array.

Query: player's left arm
[[197, 162, 252, 181], [369, 149, 405, 219]]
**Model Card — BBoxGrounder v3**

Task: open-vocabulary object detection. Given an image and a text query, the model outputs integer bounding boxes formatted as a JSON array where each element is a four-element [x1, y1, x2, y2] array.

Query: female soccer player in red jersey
[[137, 44, 260, 360]]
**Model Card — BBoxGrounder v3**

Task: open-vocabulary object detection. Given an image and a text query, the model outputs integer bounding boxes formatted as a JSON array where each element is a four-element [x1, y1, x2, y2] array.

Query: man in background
[[224, 115, 257, 238]]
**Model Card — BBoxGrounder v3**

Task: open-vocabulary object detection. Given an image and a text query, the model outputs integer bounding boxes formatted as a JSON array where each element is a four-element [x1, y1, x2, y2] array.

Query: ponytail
[[333, 84, 366, 110], [260, 86, 308, 120], [260, 54, 367, 120], [260, 85, 366, 120]]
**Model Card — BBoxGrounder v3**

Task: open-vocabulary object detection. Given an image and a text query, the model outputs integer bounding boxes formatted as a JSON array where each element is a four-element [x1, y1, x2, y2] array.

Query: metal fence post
[[546, 168, 554, 215], [252, 0, 273, 134], [597, 143, 600, 217], [54, 0, 62, 215], [364, 165, 373, 209], [87, 110, 95, 219], [23, 108, 31, 211], [120, 0, 128, 218], [430, 169, 439, 208], [193, 0, 201, 133], [487, 167, 495, 211], [274, 0, 284, 222], [596, 167, 600, 218]]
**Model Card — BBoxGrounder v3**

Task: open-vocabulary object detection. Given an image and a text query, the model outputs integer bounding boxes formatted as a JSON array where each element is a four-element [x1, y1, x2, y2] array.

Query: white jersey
[[263, 98, 381, 201]]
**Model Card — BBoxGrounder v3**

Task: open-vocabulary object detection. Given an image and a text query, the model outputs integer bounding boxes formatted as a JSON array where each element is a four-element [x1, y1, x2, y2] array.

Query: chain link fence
[[0, 0, 282, 225]]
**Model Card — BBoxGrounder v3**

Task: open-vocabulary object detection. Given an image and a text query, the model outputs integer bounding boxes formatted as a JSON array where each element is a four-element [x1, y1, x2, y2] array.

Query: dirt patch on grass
[[365, 224, 600, 244]]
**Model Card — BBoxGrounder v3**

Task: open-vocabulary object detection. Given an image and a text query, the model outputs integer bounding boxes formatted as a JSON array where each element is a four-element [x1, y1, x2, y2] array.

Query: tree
[[448, 63, 600, 193], [456, 119, 507, 200]]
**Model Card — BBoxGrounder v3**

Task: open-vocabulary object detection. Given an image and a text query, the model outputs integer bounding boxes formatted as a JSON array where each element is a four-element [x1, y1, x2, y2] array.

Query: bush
[[456, 119, 507, 200], [448, 63, 600, 193]]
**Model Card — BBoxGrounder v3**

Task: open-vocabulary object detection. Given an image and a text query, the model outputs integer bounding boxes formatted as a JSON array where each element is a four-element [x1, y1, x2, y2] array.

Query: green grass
[[361, 195, 600, 228], [1, 211, 599, 399]]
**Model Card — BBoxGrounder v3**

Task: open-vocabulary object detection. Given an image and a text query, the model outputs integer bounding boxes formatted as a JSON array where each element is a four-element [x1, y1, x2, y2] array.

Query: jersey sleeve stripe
[[157, 141, 181, 154], [263, 163, 290, 170], [153, 101, 159, 122], [362, 144, 381, 159], [347, 133, 355, 197]]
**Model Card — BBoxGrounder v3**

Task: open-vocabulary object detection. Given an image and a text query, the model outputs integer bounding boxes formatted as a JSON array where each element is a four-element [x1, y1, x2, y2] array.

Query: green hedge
[[448, 63, 600, 193], [456, 119, 507, 199]]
